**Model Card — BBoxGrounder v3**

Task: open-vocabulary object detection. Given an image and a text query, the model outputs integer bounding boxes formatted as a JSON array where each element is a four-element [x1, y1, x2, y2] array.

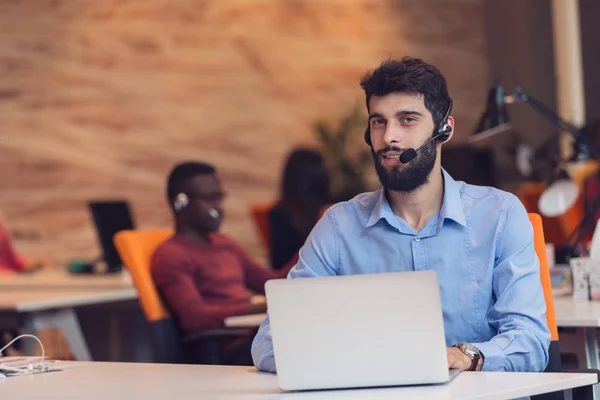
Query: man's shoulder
[[154, 235, 181, 255], [151, 235, 188, 267], [326, 190, 381, 216], [457, 180, 521, 211], [315, 191, 381, 236], [153, 234, 186, 252]]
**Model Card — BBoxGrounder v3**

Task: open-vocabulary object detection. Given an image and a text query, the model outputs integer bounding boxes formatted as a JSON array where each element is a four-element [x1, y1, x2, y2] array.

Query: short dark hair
[[281, 148, 330, 206], [166, 161, 216, 203], [360, 57, 452, 128]]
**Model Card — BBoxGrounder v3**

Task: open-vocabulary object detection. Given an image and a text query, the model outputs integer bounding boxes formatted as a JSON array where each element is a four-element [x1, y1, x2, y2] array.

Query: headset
[[173, 192, 189, 212], [364, 99, 453, 147], [173, 192, 220, 219]]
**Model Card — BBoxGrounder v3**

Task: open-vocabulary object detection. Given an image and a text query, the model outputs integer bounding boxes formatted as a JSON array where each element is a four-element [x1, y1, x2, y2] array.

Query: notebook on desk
[[265, 270, 460, 391]]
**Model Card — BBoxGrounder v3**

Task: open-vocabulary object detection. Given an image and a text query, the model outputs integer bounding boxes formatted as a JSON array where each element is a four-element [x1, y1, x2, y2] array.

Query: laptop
[[88, 200, 135, 273], [265, 270, 460, 391]]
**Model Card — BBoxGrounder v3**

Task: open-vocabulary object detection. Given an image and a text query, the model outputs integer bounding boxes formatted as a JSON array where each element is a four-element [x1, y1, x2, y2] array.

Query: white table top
[[0, 361, 595, 400], [0, 267, 134, 291], [0, 289, 137, 312], [225, 312, 267, 328], [554, 296, 600, 327]]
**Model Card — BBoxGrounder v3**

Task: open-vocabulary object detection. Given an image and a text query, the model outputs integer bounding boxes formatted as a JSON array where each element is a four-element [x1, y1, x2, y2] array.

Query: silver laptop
[[265, 270, 460, 391]]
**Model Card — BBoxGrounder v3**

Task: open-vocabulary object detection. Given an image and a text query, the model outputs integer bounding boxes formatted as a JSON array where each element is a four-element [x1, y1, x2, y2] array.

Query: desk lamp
[[474, 85, 600, 256]]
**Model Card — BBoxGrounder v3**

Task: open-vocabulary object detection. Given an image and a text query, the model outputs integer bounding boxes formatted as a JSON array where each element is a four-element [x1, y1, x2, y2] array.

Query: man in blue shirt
[[252, 57, 550, 373]]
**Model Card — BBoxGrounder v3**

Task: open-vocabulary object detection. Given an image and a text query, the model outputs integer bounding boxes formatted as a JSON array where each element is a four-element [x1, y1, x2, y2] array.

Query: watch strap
[[455, 343, 480, 371]]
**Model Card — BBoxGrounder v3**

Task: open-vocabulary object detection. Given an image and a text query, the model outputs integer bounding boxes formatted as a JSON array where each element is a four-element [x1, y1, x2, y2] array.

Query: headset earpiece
[[364, 127, 372, 147], [436, 100, 453, 143], [173, 193, 189, 212], [437, 123, 452, 143]]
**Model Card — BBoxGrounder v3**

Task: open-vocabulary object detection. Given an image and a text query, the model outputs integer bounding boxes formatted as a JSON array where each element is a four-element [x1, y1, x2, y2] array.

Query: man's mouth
[[382, 154, 401, 160]]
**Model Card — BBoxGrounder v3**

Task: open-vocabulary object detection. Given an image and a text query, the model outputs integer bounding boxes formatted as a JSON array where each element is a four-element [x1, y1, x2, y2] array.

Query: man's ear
[[440, 116, 455, 144]]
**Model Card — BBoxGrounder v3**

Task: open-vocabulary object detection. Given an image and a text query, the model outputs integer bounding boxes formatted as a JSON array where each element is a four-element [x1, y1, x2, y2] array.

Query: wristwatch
[[454, 342, 481, 371]]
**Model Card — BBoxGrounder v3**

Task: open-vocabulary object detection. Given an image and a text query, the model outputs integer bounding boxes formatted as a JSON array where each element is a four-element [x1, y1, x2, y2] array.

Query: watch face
[[461, 343, 479, 357]]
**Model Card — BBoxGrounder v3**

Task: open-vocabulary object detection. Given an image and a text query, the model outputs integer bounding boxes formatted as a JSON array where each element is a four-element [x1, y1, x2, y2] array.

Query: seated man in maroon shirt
[[151, 161, 293, 363]]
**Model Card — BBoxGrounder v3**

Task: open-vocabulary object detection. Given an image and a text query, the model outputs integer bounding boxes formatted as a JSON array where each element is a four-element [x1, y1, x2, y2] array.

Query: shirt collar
[[365, 189, 388, 228], [365, 168, 466, 229], [440, 168, 467, 227]]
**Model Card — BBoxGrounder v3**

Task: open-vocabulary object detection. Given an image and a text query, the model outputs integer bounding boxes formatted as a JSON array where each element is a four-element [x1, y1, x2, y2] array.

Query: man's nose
[[382, 123, 402, 146]]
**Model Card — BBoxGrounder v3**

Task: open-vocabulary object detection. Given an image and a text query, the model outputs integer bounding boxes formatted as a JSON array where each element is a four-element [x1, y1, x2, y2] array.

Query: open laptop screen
[[88, 200, 135, 272]]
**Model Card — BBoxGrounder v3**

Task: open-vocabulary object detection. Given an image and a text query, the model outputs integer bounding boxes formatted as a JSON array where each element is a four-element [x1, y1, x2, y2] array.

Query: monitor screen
[[88, 200, 135, 272]]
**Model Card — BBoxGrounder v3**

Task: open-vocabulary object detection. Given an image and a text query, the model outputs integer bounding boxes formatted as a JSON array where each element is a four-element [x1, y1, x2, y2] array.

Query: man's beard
[[372, 137, 437, 192]]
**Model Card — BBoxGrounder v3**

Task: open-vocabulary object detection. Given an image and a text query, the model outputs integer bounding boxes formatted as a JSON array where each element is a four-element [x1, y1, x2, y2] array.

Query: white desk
[[225, 312, 267, 328], [0, 267, 134, 291], [0, 269, 267, 360], [554, 296, 600, 370], [0, 289, 137, 361], [554, 295, 600, 400], [0, 361, 596, 399], [0, 289, 137, 312], [555, 296, 600, 328]]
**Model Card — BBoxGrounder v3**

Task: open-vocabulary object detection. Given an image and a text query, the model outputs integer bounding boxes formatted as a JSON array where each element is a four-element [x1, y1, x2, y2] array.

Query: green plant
[[314, 104, 374, 202]]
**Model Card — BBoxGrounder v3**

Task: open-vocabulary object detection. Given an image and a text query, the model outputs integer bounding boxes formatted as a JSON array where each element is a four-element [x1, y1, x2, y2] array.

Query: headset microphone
[[398, 130, 449, 164]]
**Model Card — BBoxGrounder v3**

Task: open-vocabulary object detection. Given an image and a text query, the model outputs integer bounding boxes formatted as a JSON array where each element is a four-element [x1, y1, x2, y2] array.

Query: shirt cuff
[[471, 341, 505, 371], [254, 349, 276, 373]]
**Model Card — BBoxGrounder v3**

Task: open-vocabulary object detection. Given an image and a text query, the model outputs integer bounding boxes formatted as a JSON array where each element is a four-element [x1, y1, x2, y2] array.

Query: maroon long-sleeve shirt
[[151, 233, 293, 334]]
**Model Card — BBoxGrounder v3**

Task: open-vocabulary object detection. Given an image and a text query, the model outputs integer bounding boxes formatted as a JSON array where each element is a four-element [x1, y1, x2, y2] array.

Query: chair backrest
[[529, 213, 559, 342], [529, 212, 563, 400], [250, 202, 274, 253], [251, 202, 334, 254], [113, 229, 173, 322]]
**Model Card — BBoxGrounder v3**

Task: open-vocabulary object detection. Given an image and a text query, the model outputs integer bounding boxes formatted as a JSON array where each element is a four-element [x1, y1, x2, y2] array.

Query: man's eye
[[372, 119, 385, 126], [402, 117, 417, 124]]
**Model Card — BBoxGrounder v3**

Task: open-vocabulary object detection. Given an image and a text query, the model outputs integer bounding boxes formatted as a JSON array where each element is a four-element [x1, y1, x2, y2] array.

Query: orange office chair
[[113, 229, 251, 364], [529, 213, 560, 364], [519, 183, 569, 245], [529, 213, 599, 400], [250, 202, 334, 256]]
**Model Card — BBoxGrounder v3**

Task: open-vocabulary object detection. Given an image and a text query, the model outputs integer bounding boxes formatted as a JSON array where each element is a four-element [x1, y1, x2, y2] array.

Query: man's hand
[[447, 347, 483, 371]]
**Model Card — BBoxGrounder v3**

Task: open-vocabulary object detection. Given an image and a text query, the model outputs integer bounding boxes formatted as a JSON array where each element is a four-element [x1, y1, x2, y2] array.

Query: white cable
[[0, 334, 45, 365]]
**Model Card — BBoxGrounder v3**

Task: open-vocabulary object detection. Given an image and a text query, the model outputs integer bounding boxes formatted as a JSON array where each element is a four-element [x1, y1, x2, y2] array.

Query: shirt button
[[414, 238, 420, 242]]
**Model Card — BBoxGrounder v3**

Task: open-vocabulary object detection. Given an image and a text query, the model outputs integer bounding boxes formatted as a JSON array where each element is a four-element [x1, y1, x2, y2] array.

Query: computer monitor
[[88, 200, 135, 273]]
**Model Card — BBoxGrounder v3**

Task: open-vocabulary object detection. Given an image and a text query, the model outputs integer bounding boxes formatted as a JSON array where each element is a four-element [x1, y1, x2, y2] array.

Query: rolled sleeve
[[472, 200, 550, 372], [471, 341, 506, 371], [251, 315, 276, 372]]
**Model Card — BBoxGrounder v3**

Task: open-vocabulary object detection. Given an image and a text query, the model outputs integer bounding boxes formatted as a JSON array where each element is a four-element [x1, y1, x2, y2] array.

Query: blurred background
[[0, 0, 497, 265], [1, 0, 600, 365], [1, 0, 598, 265]]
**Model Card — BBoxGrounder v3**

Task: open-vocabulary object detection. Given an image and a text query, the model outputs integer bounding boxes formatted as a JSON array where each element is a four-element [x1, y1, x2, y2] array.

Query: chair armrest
[[182, 328, 255, 344]]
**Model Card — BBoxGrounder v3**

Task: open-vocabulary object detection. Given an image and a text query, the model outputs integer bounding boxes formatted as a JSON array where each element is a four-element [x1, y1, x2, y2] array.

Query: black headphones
[[364, 100, 453, 147]]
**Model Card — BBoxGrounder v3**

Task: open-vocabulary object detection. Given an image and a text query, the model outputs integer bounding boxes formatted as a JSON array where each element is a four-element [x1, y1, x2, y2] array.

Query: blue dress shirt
[[252, 169, 550, 373]]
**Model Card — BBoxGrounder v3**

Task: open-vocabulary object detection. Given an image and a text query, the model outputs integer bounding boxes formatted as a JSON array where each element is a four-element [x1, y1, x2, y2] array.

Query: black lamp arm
[[511, 87, 600, 159]]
